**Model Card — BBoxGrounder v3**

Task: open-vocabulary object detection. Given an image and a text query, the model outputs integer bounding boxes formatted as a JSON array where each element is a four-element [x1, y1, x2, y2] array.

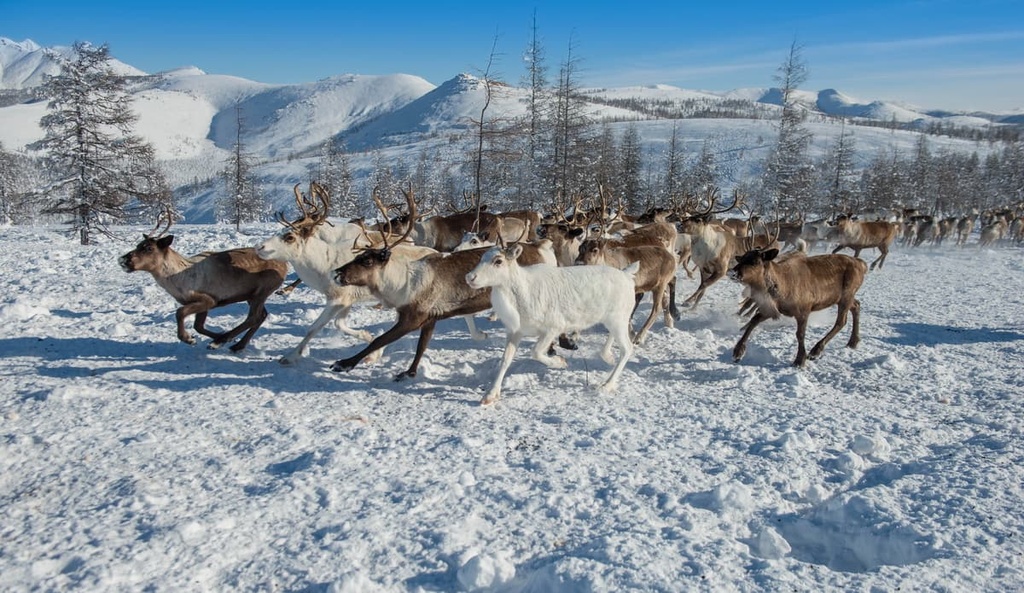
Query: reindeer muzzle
[[119, 254, 135, 272]]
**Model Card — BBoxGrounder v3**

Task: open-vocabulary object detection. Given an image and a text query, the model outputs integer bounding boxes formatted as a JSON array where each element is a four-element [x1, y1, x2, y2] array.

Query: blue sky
[[5, 0, 1023, 112]]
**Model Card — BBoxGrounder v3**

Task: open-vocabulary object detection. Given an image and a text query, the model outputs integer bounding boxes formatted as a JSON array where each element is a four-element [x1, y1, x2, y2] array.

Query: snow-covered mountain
[[0, 37, 143, 89], [2, 36, 1015, 158]]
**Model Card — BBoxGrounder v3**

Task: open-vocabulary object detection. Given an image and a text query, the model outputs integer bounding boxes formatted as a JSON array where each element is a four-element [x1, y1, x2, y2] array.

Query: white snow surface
[[1, 225, 1023, 592]]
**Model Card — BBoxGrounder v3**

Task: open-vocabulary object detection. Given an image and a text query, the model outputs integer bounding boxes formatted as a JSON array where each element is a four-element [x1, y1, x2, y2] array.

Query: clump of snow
[[457, 552, 516, 591], [0, 298, 50, 321], [851, 433, 892, 461], [748, 526, 792, 559]]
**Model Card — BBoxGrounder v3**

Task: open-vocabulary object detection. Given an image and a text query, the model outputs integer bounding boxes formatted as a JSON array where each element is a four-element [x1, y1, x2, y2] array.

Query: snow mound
[[457, 552, 516, 591], [779, 493, 938, 572]]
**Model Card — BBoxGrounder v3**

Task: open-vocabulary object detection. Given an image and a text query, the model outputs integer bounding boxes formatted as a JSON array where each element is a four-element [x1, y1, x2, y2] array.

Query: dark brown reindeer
[[728, 246, 867, 367], [120, 209, 287, 351], [330, 187, 555, 380]]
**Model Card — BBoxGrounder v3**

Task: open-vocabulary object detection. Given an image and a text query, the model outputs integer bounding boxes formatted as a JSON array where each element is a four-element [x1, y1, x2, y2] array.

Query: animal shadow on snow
[[12, 335, 315, 394], [884, 322, 1024, 347]]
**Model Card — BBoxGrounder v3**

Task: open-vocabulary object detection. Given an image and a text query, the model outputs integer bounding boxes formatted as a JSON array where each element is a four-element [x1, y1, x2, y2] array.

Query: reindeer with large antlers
[[120, 208, 287, 351], [677, 188, 777, 308], [255, 183, 445, 365], [331, 187, 556, 380]]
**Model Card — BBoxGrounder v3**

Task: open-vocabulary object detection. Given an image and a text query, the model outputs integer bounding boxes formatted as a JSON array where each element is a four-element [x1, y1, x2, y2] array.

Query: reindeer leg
[[463, 314, 488, 340], [276, 278, 302, 296], [667, 277, 681, 322], [175, 295, 216, 345], [871, 246, 888, 270], [192, 311, 217, 340], [331, 311, 425, 373], [228, 304, 269, 352], [600, 318, 634, 393], [682, 268, 710, 307], [211, 297, 266, 350], [395, 319, 437, 381], [634, 284, 666, 345], [281, 303, 349, 365], [733, 312, 768, 362], [532, 330, 568, 368], [809, 302, 851, 361], [846, 299, 861, 349], [686, 266, 723, 309], [794, 314, 810, 367], [482, 333, 523, 405]]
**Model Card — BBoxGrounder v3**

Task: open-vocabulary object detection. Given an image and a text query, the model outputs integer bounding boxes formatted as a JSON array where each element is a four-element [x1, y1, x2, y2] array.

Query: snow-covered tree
[[0, 142, 31, 224], [618, 124, 645, 212], [31, 42, 168, 244], [761, 41, 814, 216], [517, 10, 553, 208], [549, 35, 593, 203], [311, 138, 355, 218], [219, 105, 266, 229], [815, 120, 857, 214], [660, 124, 686, 208]]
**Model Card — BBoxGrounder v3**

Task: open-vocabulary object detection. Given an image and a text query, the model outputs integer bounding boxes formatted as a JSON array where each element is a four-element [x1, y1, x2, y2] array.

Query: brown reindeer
[[120, 210, 287, 351], [829, 214, 898, 270], [576, 238, 679, 344], [728, 247, 867, 367]]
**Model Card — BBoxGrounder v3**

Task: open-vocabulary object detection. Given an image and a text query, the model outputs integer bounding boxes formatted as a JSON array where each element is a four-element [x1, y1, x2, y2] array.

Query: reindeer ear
[[508, 244, 524, 261], [478, 231, 490, 242], [761, 248, 779, 262], [157, 235, 175, 249]]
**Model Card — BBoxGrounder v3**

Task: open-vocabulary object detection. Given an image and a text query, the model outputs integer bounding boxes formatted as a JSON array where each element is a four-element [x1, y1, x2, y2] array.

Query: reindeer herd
[[118, 183, 1023, 404]]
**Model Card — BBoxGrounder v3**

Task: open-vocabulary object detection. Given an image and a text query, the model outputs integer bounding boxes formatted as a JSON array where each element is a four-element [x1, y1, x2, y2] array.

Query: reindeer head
[[334, 185, 417, 288], [575, 238, 608, 266], [727, 248, 779, 285], [120, 207, 175, 273], [465, 243, 523, 290]]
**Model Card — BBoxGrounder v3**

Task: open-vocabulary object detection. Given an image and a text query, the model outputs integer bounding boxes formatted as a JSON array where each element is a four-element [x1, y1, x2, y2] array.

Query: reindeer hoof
[[228, 342, 247, 353], [393, 370, 416, 381], [558, 334, 577, 350], [480, 393, 499, 406], [330, 359, 355, 373]]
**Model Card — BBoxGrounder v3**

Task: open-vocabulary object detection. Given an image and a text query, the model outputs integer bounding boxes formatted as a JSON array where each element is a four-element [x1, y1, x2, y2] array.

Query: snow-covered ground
[[1, 224, 1022, 592]]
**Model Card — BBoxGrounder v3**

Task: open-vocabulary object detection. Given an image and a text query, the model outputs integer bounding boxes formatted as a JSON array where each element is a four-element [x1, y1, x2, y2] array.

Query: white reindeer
[[465, 243, 640, 405], [256, 183, 458, 365]]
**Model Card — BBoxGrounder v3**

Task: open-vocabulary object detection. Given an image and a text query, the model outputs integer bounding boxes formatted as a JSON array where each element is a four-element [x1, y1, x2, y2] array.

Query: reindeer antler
[[146, 206, 174, 238]]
